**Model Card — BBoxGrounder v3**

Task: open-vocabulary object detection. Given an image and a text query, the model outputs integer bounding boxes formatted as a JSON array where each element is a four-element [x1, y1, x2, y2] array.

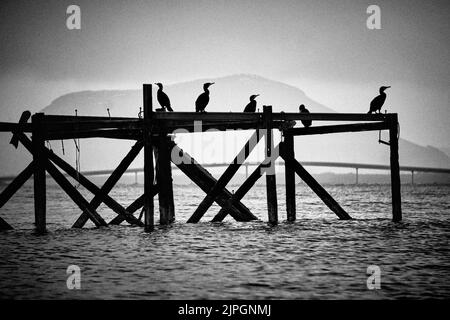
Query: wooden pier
[[0, 84, 403, 233]]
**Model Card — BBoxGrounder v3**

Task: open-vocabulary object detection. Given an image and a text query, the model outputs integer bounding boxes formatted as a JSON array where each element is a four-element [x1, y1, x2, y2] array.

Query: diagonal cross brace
[[17, 133, 106, 227], [45, 157, 108, 227], [109, 186, 159, 225], [17, 133, 143, 227], [0, 216, 13, 231], [279, 142, 352, 220], [169, 141, 257, 222], [0, 161, 35, 209], [0, 161, 35, 230], [212, 144, 280, 222], [187, 130, 264, 223], [72, 140, 144, 228]]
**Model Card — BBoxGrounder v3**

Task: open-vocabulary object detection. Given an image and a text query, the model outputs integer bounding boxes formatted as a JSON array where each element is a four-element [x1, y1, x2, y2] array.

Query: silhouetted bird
[[195, 82, 214, 112], [243, 94, 259, 112], [299, 104, 312, 128], [10, 110, 31, 148], [154, 83, 173, 112], [368, 86, 390, 114]]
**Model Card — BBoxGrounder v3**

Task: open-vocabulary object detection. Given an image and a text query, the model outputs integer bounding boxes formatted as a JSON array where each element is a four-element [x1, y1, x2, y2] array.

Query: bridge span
[[2, 161, 447, 185]]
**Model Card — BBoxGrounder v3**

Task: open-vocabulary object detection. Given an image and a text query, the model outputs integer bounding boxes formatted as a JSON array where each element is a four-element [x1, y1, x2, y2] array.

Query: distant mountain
[[440, 147, 450, 159], [42, 74, 335, 116], [0, 74, 449, 177]]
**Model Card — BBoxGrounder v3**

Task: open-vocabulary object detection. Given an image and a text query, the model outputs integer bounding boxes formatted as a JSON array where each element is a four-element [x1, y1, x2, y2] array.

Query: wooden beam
[[0, 162, 34, 209], [43, 115, 136, 122], [211, 144, 280, 222], [108, 186, 158, 225], [286, 121, 390, 136], [143, 84, 154, 232], [389, 115, 402, 222], [280, 143, 352, 220], [0, 216, 13, 231], [187, 129, 263, 223], [264, 106, 278, 225], [169, 141, 257, 221], [153, 112, 389, 122], [0, 122, 32, 133], [17, 133, 141, 227], [155, 134, 175, 224], [72, 140, 144, 228], [284, 134, 296, 222], [272, 113, 389, 122], [43, 119, 142, 132], [32, 113, 46, 234]]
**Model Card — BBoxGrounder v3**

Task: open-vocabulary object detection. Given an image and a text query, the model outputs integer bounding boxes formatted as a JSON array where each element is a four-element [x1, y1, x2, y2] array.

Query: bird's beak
[[210, 82, 215, 85], [386, 86, 391, 89], [255, 94, 259, 97]]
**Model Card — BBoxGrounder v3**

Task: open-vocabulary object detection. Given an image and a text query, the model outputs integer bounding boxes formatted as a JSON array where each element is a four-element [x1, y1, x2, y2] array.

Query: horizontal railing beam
[[0, 122, 33, 133], [154, 112, 391, 122], [285, 121, 390, 136]]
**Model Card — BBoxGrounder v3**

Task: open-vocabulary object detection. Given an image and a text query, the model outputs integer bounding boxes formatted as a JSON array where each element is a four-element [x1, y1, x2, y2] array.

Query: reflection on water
[[0, 184, 449, 299]]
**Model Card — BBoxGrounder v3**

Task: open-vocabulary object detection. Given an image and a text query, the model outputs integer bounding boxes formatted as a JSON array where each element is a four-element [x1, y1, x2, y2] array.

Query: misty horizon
[[0, 0, 449, 149]]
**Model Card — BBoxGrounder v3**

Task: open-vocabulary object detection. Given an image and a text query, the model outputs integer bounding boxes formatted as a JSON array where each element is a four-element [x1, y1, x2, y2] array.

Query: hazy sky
[[0, 0, 449, 146]]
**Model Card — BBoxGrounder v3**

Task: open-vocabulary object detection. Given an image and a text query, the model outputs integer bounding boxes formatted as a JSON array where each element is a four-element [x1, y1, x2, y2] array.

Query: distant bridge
[[2, 161, 448, 185]]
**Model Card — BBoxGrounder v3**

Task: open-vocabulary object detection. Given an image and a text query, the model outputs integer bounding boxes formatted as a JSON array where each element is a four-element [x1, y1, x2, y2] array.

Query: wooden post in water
[[263, 106, 278, 225], [143, 84, 154, 231], [32, 113, 46, 233], [389, 114, 402, 222], [284, 133, 296, 222], [155, 134, 175, 224]]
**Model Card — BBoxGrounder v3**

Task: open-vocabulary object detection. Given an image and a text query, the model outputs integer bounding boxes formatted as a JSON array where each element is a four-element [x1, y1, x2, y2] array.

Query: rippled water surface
[[0, 183, 449, 299]]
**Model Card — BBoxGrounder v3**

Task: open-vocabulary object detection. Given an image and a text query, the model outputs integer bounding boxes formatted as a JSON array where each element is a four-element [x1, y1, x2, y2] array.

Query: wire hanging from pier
[[61, 139, 65, 155], [73, 109, 81, 188]]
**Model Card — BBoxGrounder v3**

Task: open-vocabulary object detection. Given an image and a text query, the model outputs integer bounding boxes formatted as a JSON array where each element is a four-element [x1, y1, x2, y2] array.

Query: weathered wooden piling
[[143, 84, 154, 231], [32, 113, 46, 233], [263, 106, 278, 225], [284, 134, 296, 222], [155, 133, 175, 224], [389, 114, 402, 222]]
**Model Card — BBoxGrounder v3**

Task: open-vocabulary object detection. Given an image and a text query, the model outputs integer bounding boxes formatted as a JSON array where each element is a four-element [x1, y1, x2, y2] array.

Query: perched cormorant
[[243, 94, 259, 112], [154, 83, 173, 112], [299, 104, 312, 128], [195, 82, 214, 112], [368, 86, 390, 114]]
